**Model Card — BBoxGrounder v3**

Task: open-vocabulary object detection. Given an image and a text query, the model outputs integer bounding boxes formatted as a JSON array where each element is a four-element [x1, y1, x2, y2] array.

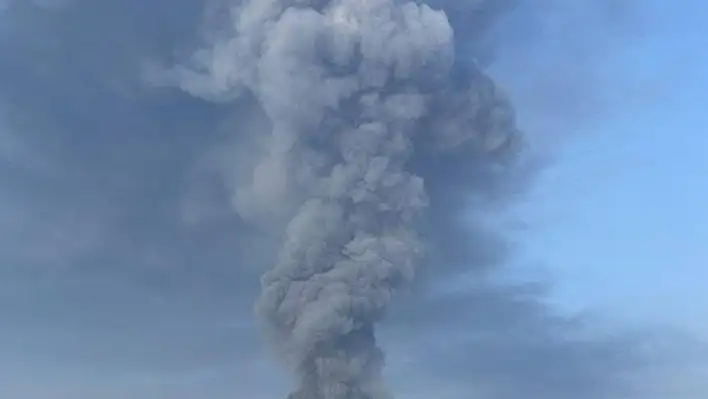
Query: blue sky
[[503, 0, 708, 335], [521, 99, 708, 331], [1, 1, 707, 398]]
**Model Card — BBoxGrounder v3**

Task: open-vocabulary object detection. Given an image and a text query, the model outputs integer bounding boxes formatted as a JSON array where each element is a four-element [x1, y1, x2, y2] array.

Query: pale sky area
[[503, 0, 708, 333], [0, 1, 706, 398]]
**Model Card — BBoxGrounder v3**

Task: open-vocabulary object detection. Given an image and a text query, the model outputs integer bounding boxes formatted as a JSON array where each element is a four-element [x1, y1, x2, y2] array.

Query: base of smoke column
[[284, 324, 382, 399], [285, 387, 372, 399], [284, 373, 376, 399], [285, 388, 313, 399]]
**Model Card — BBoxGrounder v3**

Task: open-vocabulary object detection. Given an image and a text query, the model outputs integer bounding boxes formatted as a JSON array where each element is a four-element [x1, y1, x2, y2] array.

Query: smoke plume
[[165, 1, 525, 397], [3, 0, 708, 398]]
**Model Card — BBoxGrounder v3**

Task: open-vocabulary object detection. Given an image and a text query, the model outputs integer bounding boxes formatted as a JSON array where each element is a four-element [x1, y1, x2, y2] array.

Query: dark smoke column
[[172, 0, 520, 398]]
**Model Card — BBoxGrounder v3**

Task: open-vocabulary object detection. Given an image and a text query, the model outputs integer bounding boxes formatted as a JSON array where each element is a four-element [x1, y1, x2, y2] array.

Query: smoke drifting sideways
[[2, 1, 696, 398], [159, 0, 526, 398]]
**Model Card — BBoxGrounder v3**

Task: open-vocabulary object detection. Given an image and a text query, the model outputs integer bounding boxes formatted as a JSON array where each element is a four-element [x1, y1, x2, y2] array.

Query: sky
[[0, 1, 707, 398], [503, 0, 708, 333]]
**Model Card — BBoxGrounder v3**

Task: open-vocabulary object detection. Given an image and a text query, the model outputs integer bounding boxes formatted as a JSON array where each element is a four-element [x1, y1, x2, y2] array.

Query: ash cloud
[[164, 1, 524, 397], [0, 1, 703, 398]]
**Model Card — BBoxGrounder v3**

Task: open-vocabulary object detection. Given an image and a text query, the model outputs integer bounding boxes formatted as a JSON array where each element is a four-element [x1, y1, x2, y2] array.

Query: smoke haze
[[0, 1, 706, 398]]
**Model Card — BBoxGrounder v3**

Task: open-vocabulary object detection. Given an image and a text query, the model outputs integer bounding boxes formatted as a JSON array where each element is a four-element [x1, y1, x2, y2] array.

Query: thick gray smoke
[[164, 1, 523, 397], [3, 1, 708, 398]]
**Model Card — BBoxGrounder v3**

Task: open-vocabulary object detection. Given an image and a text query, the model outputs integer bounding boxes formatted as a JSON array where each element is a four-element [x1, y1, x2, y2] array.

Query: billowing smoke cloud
[[1, 1, 706, 399], [160, 1, 528, 397]]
